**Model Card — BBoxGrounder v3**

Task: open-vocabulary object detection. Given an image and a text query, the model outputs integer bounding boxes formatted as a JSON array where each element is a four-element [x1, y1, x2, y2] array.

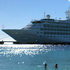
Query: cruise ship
[[2, 9, 70, 44]]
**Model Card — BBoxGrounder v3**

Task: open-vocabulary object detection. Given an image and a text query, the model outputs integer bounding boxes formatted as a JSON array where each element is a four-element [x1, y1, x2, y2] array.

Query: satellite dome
[[46, 14, 51, 19]]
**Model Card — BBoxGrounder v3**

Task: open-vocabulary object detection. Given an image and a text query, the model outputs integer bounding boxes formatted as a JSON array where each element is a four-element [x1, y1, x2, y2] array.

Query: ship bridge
[[31, 14, 54, 23]]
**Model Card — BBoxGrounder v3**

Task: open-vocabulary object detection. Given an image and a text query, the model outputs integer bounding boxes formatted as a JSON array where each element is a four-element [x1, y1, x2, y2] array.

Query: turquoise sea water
[[0, 44, 70, 70]]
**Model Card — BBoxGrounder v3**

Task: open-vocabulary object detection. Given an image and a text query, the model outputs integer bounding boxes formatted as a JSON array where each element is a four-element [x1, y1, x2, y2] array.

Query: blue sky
[[0, 0, 70, 41]]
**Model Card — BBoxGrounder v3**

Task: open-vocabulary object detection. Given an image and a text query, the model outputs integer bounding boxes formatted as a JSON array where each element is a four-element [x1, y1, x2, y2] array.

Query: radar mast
[[65, 7, 70, 20]]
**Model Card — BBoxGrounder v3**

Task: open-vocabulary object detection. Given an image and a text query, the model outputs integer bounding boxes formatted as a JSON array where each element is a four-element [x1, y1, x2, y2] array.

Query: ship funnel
[[46, 14, 50, 19], [65, 8, 70, 20]]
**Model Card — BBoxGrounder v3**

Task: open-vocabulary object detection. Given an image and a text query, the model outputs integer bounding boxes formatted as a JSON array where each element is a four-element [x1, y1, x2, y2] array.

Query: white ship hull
[[2, 29, 70, 44]]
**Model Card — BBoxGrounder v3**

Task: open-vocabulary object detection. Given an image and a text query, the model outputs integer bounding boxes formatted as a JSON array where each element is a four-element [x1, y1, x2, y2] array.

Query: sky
[[0, 0, 70, 41]]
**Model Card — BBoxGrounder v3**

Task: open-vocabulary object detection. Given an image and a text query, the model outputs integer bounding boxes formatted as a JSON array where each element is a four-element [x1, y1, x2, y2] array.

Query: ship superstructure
[[2, 9, 70, 44]]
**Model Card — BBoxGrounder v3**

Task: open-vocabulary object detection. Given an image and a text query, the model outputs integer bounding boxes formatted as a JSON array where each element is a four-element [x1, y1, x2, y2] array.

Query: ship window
[[63, 36, 65, 38], [66, 36, 68, 38], [40, 28, 43, 30], [57, 36, 59, 38], [43, 32, 70, 35], [43, 36, 45, 37], [47, 36, 49, 37], [43, 32, 47, 34], [50, 36, 52, 37], [40, 28, 70, 31], [40, 36, 42, 37]]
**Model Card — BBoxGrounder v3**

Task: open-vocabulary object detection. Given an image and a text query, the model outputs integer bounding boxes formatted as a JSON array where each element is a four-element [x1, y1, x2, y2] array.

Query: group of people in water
[[44, 63, 58, 69]]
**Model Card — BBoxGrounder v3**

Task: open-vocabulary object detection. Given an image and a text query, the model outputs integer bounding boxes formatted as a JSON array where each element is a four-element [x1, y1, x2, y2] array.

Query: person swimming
[[44, 63, 47, 69], [43, 61, 47, 69], [54, 64, 58, 68]]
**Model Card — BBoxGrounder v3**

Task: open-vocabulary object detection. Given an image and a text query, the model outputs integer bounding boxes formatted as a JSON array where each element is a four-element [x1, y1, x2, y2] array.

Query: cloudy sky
[[0, 0, 70, 41]]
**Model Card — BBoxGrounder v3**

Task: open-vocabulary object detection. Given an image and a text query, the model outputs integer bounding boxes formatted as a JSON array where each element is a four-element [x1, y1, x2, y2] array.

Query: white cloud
[[68, 0, 70, 1]]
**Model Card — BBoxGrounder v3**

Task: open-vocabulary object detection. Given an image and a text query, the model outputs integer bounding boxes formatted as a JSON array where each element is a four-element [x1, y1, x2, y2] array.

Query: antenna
[[44, 12, 46, 18], [2, 24, 4, 29]]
